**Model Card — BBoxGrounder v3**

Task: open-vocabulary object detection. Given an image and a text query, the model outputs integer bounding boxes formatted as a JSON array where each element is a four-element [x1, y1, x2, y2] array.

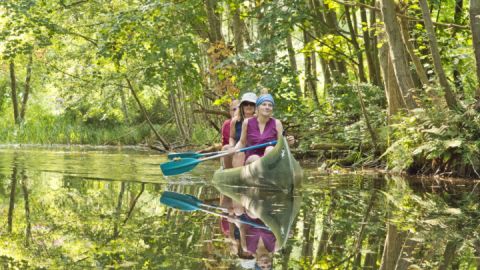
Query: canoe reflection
[[215, 184, 301, 270]]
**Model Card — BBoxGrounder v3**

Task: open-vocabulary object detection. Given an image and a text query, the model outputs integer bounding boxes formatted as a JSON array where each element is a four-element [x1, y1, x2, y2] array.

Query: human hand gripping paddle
[[160, 191, 270, 230], [160, 140, 277, 176]]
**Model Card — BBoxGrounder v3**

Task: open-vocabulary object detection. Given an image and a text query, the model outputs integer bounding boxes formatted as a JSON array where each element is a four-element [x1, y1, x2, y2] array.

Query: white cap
[[240, 92, 257, 105]]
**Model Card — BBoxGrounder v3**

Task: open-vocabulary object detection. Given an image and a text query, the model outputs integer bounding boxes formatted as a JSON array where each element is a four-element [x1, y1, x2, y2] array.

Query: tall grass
[[0, 113, 218, 146], [0, 114, 162, 145]]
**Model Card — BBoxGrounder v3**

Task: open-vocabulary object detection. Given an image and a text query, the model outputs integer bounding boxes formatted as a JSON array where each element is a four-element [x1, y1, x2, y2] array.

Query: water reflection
[[2, 147, 480, 269], [212, 185, 301, 270]]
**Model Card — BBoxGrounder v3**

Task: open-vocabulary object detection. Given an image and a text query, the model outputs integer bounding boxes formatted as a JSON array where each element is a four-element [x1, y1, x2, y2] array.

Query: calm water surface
[[1, 146, 479, 269]]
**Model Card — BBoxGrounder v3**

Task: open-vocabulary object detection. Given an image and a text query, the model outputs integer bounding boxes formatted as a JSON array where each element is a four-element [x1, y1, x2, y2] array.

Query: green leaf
[[444, 139, 462, 149]]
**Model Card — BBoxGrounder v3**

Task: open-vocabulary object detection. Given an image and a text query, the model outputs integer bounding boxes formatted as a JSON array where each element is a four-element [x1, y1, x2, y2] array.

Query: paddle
[[160, 140, 277, 176], [167, 150, 226, 160], [160, 191, 270, 230]]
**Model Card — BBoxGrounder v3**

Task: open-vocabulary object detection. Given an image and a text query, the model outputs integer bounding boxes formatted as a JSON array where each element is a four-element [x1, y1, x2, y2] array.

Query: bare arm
[[275, 119, 284, 141], [234, 118, 249, 150], [229, 118, 238, 146]]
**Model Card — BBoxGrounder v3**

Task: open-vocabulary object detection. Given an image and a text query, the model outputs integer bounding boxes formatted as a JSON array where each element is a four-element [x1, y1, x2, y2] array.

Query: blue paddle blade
[[160, 158, 200, 176], [167, 152, 203, 160], [160, 192, 200, 211]]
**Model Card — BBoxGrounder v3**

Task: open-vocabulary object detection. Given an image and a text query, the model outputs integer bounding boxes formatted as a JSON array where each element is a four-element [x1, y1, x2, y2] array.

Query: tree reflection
[[2, 150, 480, 269]]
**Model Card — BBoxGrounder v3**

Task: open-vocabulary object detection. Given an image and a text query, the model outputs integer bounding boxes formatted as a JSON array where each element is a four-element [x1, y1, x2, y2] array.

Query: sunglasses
[[242, 102, 256, 107]]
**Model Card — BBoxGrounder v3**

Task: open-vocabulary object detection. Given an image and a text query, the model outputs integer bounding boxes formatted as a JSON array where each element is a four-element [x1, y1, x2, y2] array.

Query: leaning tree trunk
[[378, 31, 407, 116], [380, 0, 416, 110], [399, 17, 429, 86], [126, 78, 170, 150], [419, 0, 458, 109], [9, 59, 20, 124], [470, 0, 480, 96]]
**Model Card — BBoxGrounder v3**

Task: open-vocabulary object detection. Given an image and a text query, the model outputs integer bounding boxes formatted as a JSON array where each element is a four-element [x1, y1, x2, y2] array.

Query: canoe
[[213, 184, 301, 250], [212, 136, 303, 193]]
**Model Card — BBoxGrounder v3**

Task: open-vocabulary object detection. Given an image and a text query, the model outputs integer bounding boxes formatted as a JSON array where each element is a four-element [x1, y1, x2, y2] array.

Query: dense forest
[[1, 0, 480, 177]]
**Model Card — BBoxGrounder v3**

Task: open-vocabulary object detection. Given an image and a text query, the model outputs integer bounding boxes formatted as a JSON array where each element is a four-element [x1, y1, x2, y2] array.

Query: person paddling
[[220, 99, 239, 169], [233, 93, 291, 165], [229, 92, 257, 167]]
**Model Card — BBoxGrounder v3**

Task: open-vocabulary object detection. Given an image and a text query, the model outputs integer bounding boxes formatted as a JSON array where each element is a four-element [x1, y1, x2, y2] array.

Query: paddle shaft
[[198, 140, 277, 162], [199, 203, 227, 212], [200, 208, 270, 230], [160, 140, 276, 176]]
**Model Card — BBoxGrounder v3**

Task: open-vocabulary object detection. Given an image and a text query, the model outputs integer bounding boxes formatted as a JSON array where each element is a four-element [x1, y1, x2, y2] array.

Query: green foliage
[[385, 105, 480, 177]]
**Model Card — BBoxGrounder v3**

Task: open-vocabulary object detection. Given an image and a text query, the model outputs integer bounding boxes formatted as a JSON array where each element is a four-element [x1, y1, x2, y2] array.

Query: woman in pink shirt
[[234, 93, 292, 165], [220, 99, 239, 169]]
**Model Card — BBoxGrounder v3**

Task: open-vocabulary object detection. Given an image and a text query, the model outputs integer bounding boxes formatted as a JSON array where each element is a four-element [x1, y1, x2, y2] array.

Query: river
[[0, 146, 479, 269]]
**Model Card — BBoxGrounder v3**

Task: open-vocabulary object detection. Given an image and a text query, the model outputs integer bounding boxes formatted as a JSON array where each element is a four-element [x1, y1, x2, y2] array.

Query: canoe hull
[[212, 136, 302, 192]]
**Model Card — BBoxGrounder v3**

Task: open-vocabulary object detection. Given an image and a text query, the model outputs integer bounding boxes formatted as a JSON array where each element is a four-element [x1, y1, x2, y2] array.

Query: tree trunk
[[8, 164, 18, 233], [125, 78, 170, 150], [356, 84, 379, 152], [231, 2, 244, 53], [398, 17, 429, 86], [353, 191, 377, 268], [345, 6, 367, 82], [379, 223, 407, 270], [301, 207, 315, 264], [286, 31, 302, 98], [378, 32, 407, 116], [113, 182, 126, 239], [123, 183, 145, 224], [360, 0, 382, 86], [20, 52, 33, 121], [21, 169, 32, 246], [204, 0, 222, 43], [419, 0, 458, 109], [439, 240, 460, 270], [9, 59, 20, 124], [170, 82, 189, 142], [303, 29, 320, 108], [370, 0, 383, 86], [470, 0, 480, 96], [309, 0, 336, 86], [363, 235, 379, 270], [453, 0, 464, 92], [380, 0, 417, 110], [119, 86, 130, 123], [474, 239, 480, 270]]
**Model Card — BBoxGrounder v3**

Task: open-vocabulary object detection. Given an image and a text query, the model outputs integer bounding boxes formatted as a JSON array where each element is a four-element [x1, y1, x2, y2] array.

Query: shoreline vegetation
[[2, 1, 480, 179]]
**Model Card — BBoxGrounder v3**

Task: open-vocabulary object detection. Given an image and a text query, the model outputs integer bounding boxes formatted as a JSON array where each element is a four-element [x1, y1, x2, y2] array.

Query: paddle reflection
[[215, 185, 301, 270]]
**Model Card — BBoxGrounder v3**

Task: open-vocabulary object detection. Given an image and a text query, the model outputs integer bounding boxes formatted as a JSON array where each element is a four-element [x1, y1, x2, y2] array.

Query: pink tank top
[[221, 119, 231, 146], [245, 117, 277, 159]]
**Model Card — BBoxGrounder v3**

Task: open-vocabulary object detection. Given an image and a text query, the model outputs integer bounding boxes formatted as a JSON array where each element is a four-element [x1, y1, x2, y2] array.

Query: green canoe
[[212, 136, 303, 193], [213, 184, 301, 250]]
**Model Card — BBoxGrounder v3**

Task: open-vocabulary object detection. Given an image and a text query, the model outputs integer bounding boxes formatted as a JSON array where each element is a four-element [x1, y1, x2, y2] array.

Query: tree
[[380, 0, 417, 110], [470, 0, 480, 95], [419, 0, 458, 109]]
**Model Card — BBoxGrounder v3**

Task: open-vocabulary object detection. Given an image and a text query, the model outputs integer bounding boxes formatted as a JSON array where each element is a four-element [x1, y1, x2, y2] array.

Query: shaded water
[[1, 146, 480, 269]]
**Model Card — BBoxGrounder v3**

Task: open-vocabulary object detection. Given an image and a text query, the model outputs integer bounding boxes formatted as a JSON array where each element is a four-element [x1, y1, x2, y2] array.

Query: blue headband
[[256, 94, 274, 107]]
